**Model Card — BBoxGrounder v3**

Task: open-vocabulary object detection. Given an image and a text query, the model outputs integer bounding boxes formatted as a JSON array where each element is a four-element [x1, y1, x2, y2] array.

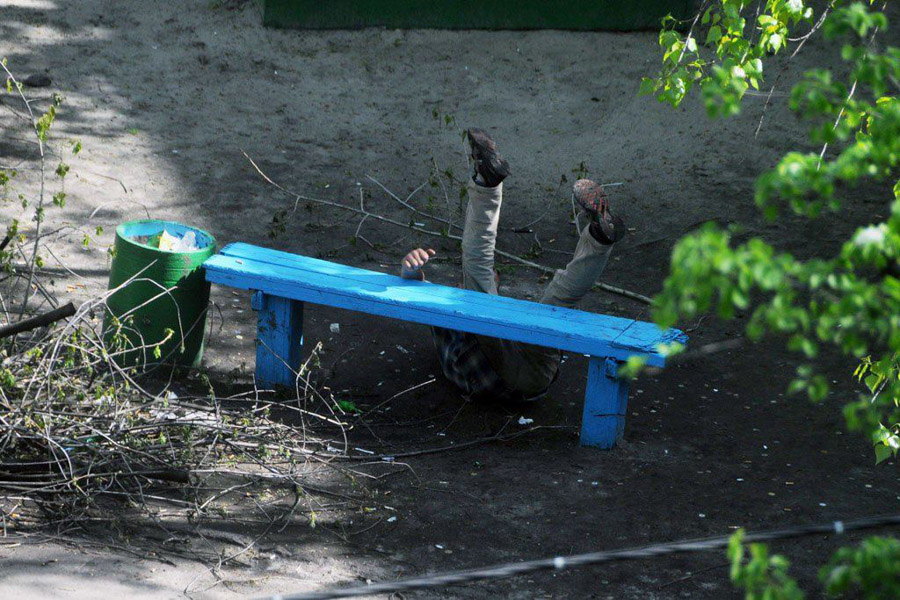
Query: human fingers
[[404, 252, 424, 269]]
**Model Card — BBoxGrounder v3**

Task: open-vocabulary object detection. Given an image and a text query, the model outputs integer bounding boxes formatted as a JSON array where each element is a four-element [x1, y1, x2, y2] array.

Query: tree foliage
[[728, 529, 805, 599], [644, 0, 900, 461], [728, 530, 900, 599], [643, 1, 900, 596]]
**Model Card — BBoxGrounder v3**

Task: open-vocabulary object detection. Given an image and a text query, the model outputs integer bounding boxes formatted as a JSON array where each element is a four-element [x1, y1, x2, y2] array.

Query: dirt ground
[[2, 0, 899, 598]]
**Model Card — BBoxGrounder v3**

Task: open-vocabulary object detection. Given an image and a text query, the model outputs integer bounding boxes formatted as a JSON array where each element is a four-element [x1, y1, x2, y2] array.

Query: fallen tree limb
[[0, 301, 75, 339], [243, 151, 652, 305]]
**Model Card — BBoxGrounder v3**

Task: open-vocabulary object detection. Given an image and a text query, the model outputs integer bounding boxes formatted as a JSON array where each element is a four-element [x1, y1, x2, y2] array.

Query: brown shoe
[[466, 128, 510, 188], [574, 179, 625, 244]]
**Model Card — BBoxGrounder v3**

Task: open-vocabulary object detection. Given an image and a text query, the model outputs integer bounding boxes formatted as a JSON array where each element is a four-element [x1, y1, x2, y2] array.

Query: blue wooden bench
[[203, 243, 687, 449]]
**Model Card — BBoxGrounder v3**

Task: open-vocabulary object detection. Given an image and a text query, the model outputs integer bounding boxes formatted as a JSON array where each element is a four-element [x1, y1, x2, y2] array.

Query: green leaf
[[864, 373, 882, 394], [800, 338, 817, 358], [639, 77, 658, 96], [644, 0, 900, 472], [788, 379, 807, 395], [874, 443, 893, 464], [336, 399, 360, 413], [618, 355, 649, 379]]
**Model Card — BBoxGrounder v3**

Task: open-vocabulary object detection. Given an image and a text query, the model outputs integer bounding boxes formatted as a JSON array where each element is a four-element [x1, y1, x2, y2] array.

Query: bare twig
[[815, 2, 883, 162], [570, 191, 582, 236], [0, 62, 44, 317], [755, 2, 833, 137], [243, 152, 652, 304], [659, 562, 731, 588], [367, 174, 459, 233], [89, 199, 151, 220]]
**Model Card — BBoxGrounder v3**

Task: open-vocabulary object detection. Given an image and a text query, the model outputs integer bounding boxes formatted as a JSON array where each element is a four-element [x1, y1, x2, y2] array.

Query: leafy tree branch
[[643, 1, 899, 596]]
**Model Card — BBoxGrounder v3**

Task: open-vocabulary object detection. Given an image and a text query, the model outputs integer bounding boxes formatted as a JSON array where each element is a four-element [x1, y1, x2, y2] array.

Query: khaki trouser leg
[[539, 224, 614, 308], [459, 180, 615, 398], [489, 225, 615, 397], [461, 179, 502, 295]]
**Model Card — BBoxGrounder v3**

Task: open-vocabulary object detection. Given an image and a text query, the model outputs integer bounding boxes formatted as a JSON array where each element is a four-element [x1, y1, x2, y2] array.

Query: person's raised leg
[[491, 179, 624, 399], [461, 128, 510, 295], [540, 179, 623, 308]]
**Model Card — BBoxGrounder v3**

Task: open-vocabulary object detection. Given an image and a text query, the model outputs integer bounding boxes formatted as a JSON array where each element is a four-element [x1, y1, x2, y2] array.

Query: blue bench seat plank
[[215, 243, 685, 360], [217, 244, 694, 359], [613, 320, 688, 353], [204, 243, 682, 367], [219, 243, 635, 334]]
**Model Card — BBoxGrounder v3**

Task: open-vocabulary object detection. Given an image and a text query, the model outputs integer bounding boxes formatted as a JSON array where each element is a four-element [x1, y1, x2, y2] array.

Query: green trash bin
[[105, 220, 217, 368]]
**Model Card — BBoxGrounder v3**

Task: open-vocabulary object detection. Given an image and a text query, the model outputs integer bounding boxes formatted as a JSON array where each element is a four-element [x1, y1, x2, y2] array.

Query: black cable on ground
[[264, 514, 900, 600]]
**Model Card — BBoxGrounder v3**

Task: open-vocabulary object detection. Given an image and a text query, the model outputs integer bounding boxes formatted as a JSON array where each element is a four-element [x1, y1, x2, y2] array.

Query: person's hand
[[400, 248, 435, 280]]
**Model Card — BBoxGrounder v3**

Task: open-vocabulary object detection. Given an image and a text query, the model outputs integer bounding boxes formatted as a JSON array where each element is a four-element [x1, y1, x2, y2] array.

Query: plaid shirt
[[431, 326, 510, 400]]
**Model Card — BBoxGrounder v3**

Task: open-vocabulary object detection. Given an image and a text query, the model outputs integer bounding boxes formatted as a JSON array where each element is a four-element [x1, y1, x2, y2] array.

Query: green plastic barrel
[[105, 220, 217, 368]]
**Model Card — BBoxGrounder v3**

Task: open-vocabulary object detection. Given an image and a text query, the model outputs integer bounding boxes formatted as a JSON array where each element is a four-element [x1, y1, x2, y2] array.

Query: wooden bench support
[[580, 357, 630, 449], [251, 291, 304, 389]]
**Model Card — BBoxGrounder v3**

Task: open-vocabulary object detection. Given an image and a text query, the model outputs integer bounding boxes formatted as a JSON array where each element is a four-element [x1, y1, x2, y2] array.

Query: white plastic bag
[[158, 229, 200, 252]]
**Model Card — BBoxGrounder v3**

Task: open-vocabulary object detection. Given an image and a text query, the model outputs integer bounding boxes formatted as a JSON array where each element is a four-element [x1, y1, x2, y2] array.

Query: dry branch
[[0, 301, 75, 339], [0, 281, 372, 562], [243, 151, 652, 305]]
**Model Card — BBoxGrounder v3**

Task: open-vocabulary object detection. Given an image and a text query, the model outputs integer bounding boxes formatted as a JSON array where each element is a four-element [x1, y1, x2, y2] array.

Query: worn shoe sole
[[573, 179, 608, 216], [467, 128, 510, 187], [574, 179, 625, 244]]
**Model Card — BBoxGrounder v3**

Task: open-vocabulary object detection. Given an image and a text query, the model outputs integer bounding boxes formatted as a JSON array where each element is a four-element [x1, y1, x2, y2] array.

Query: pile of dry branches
[[0, 285, 369, 541]]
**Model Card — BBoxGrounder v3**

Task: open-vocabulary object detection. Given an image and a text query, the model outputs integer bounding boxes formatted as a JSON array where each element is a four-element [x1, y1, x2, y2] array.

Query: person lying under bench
[[399, 127, 625, 404]]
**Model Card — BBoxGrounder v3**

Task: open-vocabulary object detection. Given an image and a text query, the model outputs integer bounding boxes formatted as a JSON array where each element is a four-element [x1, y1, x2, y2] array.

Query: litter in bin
[[130, 229, 202, 252], [159, 230, 199, 252]]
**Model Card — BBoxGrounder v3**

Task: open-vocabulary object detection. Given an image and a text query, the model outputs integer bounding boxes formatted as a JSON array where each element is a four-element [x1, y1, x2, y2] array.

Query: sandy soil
[[2, 0, 899, 598]]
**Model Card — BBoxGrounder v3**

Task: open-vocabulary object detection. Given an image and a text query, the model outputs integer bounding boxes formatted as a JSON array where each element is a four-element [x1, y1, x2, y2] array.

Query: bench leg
[[580, 357, 630, 449], [251, 292, 304, 389]]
